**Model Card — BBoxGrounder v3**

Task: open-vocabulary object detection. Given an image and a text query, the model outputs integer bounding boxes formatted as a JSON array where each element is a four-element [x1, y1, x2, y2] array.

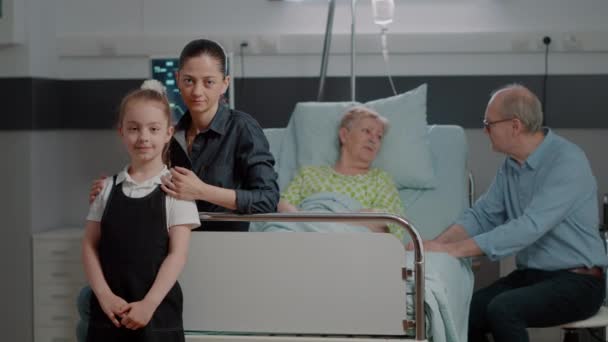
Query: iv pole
[[317, 0, 357, 102], [317, 0, 335, 101], [350, 0, 356, 102]]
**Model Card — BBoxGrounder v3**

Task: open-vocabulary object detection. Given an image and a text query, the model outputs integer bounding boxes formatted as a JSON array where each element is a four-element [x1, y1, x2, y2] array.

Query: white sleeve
[[85, 178, 113, 222], [166, 197, 201, 230]]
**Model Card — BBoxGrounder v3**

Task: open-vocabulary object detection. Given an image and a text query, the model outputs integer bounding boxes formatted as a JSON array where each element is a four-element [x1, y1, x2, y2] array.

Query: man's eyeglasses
[[483, 118, 513, 130]]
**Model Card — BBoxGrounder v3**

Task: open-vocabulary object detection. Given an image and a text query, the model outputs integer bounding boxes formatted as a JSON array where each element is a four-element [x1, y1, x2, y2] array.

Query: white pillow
[[276, 84, 436, 191]]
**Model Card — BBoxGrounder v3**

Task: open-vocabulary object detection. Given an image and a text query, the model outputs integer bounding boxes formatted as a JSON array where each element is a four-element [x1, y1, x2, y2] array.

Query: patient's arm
[[367, 171, 405, 240], [278, 199, 299, 213]]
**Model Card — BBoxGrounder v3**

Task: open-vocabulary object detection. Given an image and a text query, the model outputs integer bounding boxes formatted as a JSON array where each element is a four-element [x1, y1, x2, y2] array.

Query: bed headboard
[[263, 125, 469, 242], [180, 232, 409, 335]]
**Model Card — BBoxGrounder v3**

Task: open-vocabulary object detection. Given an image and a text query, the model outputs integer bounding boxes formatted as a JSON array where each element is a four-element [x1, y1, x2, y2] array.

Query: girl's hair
[[179, 38, 228, 77], [117, 79, 173, 165]]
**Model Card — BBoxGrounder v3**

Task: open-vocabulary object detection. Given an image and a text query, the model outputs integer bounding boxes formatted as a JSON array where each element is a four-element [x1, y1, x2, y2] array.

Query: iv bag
[[371, 0, 395, 26]]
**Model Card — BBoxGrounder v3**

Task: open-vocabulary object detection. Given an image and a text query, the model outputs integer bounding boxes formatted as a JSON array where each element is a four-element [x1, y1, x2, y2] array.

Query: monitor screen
[[151, 54, 234, 124]]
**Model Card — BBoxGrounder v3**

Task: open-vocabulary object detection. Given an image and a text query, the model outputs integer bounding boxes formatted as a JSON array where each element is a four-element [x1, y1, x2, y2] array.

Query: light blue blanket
[[251, 191, 473, 342], [249, 192, 370, 233], [405, 251, 474, 342]]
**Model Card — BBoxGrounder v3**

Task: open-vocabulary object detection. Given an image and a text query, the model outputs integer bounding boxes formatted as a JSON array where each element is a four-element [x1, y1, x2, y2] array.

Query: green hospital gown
[[282, 165, 405, 241]]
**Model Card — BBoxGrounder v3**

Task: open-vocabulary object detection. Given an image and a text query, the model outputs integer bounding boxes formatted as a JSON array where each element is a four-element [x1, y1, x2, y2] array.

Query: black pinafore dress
[[87, 176, 185, 342]]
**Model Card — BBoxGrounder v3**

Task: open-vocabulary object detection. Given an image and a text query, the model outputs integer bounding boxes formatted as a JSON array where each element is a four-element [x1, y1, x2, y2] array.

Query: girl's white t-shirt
[[87, 165, 201, 230]]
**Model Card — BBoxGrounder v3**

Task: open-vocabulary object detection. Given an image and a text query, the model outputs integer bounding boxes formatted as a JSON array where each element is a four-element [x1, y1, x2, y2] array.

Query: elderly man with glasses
[[408, 84, 607, 342]]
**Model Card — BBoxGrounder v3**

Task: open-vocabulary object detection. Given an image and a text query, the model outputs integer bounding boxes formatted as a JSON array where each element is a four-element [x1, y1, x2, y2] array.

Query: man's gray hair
[[490, 84, 544, 133]]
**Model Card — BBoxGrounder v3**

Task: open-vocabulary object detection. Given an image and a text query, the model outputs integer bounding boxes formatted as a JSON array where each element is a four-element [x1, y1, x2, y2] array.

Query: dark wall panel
[[1, 75, 607, 130], [236, 75, 607, 129], [57, 80, 140, 129], [4, 78, 34, 129], [31, 78, 64, 129], [547, 75, 608, 128]]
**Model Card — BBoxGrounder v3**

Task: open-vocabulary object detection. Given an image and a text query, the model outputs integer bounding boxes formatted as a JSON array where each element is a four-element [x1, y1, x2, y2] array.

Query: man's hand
[[120, 300, 158, 330], [406, 239, 448, 253], [421, 240, 449, 252], [407, 238, 483, 258], [161, 166, 206, 201], [88, 176, 106, 204]]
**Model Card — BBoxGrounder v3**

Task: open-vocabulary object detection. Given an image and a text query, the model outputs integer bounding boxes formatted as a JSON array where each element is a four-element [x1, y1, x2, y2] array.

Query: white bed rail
[[197, 212, 426, 341]]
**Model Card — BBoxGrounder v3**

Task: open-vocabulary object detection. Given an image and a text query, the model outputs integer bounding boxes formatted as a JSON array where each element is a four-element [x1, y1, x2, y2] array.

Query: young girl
[[81, 80, 200, 342]]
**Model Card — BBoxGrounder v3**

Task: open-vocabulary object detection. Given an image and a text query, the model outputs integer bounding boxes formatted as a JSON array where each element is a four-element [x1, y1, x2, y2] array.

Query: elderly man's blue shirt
[[456, 129, 608, 270]]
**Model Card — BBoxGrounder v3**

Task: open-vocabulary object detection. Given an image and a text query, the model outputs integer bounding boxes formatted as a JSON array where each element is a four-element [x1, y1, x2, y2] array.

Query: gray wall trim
[[1, 75, 606, 130]]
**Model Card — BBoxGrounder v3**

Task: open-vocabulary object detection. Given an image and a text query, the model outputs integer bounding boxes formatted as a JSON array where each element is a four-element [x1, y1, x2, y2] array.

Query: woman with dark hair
[[79, 39, 279, 342], [160, 38, 279, 231]]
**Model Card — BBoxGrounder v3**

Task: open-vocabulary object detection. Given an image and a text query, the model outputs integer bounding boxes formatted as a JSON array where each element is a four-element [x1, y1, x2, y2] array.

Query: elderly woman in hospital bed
[[252, 105, 405, 239], [247, 99, 475, 342], [180, 85, 476, 342]]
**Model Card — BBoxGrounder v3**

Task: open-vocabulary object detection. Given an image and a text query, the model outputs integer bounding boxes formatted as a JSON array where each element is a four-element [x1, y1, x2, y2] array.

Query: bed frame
[[180, 124, 469, 342], [180, 212, 427, 342]]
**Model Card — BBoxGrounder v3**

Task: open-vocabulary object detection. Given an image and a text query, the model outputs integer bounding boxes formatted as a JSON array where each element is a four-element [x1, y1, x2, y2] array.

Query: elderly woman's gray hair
[[339, 105, 389, 132], [490, 84, 543, 133]]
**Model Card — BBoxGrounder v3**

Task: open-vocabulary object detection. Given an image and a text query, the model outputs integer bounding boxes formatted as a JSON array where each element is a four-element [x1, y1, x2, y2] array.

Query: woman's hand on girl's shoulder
[[162, 166, 206, 201], [89, 175, 107, 204]]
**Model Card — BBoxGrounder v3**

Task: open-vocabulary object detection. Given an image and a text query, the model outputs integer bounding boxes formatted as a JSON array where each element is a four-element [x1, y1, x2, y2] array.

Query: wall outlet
[[240, 35, 279, 55], [229, 36, 256, 54], [510, 34, 549, 52], [562, 34, 583, 52], [257, 35, 280, 55], [97, 39, 117, 57], [534, 36, 552, 52], [511, 37, 532, 52]]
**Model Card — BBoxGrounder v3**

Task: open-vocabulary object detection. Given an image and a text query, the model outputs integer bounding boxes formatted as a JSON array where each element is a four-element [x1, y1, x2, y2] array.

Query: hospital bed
[[180, 123, 472, 342]]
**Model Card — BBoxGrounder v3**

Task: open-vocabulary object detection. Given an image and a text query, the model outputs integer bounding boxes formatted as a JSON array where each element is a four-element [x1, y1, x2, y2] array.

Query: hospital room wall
[[1, 1, 608, 341], [3, 0, 607, 79], [0, 0, 59, 340], [50, 0, 608, 79]]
